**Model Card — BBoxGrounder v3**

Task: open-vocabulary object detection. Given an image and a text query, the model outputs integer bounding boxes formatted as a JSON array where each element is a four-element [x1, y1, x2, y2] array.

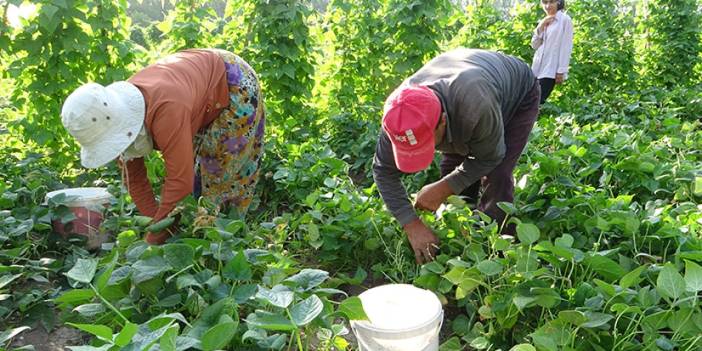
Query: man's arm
[[372, 129, 419, 226]]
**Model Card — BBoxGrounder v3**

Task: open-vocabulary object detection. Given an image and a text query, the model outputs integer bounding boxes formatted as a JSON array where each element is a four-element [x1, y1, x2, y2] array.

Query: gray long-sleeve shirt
[[373, 49, 535, 226]]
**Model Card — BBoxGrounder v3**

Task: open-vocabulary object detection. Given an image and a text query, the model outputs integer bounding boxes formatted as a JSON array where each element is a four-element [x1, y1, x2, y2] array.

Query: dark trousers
[[440, 81, 540, 230], [538, 78, 555, 105]]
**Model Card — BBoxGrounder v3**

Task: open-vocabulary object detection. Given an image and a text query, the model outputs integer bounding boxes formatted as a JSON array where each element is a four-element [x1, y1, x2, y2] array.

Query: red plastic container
[[45, 188, 113, 249]]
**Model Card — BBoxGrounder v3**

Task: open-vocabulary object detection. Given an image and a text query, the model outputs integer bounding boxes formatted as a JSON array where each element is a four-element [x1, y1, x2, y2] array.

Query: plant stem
[[90, 283, 128, 323]]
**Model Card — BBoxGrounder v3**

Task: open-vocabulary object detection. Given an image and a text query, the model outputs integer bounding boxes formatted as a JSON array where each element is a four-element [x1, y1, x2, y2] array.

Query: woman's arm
[[557, 17, 574, 80]]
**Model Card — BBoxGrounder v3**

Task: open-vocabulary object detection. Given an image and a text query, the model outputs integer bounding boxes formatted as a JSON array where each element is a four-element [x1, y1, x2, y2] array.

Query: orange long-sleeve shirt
[[123, 49, 229, 221]]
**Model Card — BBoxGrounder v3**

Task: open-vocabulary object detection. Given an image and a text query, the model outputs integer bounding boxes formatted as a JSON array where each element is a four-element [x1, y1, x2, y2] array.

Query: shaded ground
[[11, 326, 88, 351]]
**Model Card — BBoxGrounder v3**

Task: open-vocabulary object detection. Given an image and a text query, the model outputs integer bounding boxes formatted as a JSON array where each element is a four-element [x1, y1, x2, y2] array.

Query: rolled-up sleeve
[[531, 27, 544, 50], [372, 130, 418, 226]]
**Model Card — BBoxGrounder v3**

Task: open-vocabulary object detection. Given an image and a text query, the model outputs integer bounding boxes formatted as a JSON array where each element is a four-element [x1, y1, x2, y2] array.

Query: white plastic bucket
[[45, 187, 114, 249], [351, 284, 444, 351]]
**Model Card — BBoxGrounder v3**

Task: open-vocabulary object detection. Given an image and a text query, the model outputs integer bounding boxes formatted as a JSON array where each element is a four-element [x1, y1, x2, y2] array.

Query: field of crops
[[1, 1, 701, 350]]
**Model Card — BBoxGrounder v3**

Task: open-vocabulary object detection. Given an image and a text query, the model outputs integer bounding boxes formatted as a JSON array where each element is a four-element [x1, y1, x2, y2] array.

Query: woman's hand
[[555, 73, 565, 84], [537, 16, 556, 34]]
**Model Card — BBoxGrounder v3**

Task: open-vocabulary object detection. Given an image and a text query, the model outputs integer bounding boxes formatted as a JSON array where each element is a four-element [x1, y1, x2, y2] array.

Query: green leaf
[[66, 323, 112, 342], [285, 269, 329, 290], [0, 326, 31, 344], [54, 288, 94, 306], [163, 244, 194, 271], [245, 311, 295, 331], [684, 260, 702, 292], [510, 345, 536, 351], [423, 261, 445, 274], [159, 326, 178, 351], [201, 321, 237, 351], [470, 336, 489, 349], [558, 310, 587, 326], [339, 296, 368, 320], [619, 265, 647, 289], [66, 258, 98, 284], [132, 256, 171, 284], [657, 263, 686, 300], [223, 251, 253, 281], [439, 336, 462, 351], [256, 285, 294, 308], [693, 176, 702, 196], [290, 295, 323, 326], [516, 223, 540, 245], [476, 260, 503, 276], [584, 255, 625, 282], [554, 234, 574, 248], [114, 322, 138, 347], [73, 303, 105, 317], [581, 312, 614, 328], [0, 274, 22, 290]]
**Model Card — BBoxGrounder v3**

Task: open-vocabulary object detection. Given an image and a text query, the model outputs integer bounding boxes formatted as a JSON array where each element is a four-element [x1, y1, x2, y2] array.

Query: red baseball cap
[[382, 85, 441, 173]]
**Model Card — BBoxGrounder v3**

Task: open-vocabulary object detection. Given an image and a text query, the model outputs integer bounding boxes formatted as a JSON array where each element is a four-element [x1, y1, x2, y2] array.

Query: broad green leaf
[[176, 274, 201, 290], [684, 260, 702, 292], [66, 258, 98, 284], [159, 326, 178, 351], [470, 336, 489, 349], [439, 336, 462, 351], [245, 310, 295, 331], [510, 345, 536, 351], [114, 322, 138, 347], [0, 274, 22, 290], [290, 295, 323, 326], [657, 264, 686, 300], [0, 326, 31, 344], [66, 323, 112, 342], [73, 303, 105, 317], [476, 260, 503, 276], [339, 296, 368, 321], [516, 223, 540, 245], [554, 234, 574, 248], [107, 266, 131, 285], [256, 285, 294, 308], [285, 269, 329, 290], [163, 244, 194, 271], [513, 296, 537, 310], [619, 265, 647, 289], [558, 310, 587, 326], [584, 255, 625, 282], [693, 176, 702, 196], [201, 321, 237, 351], [223, 251, 252, 281], [581, 312, 614, 328], [54, 289, 94, 306], [423, 261, 445, 274], [132, 256, 171, 284]]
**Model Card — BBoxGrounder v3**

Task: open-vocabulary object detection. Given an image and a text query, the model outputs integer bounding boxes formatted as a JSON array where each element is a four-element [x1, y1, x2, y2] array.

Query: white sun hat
[[61, 82, 146, 168]]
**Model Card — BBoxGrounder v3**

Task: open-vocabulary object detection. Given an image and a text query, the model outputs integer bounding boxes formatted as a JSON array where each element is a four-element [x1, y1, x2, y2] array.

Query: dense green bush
[[637, 0, 701, 88]]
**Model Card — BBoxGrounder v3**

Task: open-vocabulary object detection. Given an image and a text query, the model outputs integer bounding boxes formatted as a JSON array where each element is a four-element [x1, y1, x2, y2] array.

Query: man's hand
[[555, 73, 565, 84], [537, 15, 556, 34], [416, 179, 454, 212], [403, 219, 440, 264]]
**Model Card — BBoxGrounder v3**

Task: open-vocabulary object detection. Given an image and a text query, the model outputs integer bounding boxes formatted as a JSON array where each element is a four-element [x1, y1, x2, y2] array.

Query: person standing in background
[[531, 0, 573, 104]]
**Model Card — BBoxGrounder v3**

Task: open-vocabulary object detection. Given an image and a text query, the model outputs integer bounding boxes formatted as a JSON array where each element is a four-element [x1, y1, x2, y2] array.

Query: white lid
[[356, 284, 442, 331], [45, 187, 114, 208]]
